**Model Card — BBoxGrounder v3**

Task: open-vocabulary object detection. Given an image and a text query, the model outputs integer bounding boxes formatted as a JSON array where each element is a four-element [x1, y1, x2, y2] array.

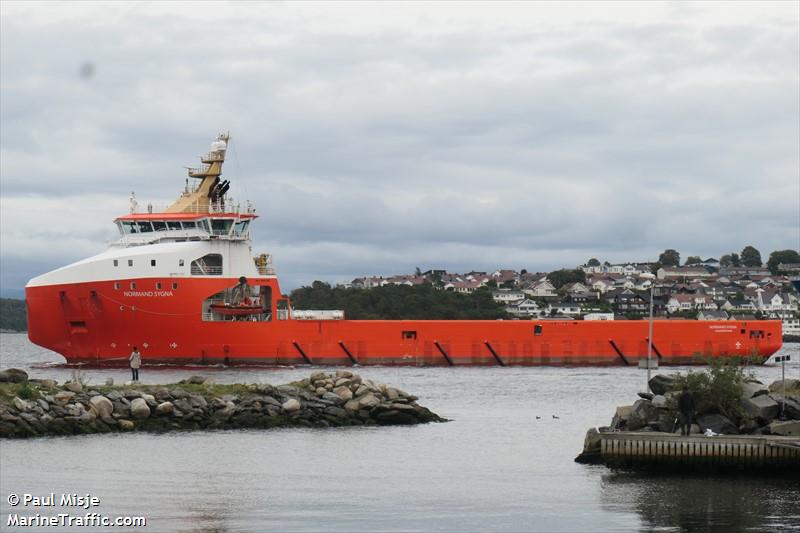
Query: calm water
[[1, 333, 798, 532]]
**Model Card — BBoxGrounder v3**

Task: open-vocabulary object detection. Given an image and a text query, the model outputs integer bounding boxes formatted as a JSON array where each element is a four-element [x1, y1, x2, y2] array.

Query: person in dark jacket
[[677, 389, 695, 436]]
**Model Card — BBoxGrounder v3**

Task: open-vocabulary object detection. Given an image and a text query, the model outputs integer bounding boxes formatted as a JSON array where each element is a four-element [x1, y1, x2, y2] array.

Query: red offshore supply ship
[[26, 134, 782, 366]]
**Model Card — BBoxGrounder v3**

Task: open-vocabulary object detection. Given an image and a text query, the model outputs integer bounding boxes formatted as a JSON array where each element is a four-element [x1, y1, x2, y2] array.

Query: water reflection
[[601, 471, 800, 531]]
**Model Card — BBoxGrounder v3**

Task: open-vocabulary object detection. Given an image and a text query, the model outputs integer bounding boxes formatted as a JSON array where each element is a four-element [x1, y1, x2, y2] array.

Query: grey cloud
[[1, 4, 797, 292]]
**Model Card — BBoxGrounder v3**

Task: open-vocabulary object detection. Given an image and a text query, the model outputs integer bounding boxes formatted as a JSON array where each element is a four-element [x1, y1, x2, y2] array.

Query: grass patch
[[92, 382, 256, 398], [0, 382, 41, 400]]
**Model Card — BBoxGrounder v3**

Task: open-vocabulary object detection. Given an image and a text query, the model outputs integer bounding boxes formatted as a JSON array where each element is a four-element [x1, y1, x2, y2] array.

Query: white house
[[507, 299, 543, 317], [523, 280, 557, 298], [492, 289, 525, 304]]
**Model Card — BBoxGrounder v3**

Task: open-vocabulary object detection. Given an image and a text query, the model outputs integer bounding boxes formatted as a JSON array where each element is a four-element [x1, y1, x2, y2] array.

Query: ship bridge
[[109, 132, 273, 278], [115, 132, 258, 247], [113, 211, 257, 246]]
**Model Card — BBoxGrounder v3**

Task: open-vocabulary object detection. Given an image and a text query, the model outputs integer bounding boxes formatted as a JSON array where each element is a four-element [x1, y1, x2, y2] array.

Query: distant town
[[337, 248, 800, 338]]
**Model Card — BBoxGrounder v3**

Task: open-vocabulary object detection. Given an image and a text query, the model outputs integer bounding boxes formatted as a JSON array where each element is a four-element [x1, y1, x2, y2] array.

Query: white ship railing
[[191, 265, 223, 276]]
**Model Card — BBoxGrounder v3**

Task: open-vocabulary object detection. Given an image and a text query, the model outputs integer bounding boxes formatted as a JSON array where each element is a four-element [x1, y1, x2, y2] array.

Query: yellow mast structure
[[166, 132, 230, 213]]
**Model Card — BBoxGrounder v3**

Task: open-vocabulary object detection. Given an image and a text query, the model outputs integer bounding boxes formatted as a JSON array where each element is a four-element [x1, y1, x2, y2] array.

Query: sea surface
[[1, 333, 798, 532]]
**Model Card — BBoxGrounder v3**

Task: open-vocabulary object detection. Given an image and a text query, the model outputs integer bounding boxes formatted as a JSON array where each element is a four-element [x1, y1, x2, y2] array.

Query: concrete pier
[[593, 431, 800, 472]]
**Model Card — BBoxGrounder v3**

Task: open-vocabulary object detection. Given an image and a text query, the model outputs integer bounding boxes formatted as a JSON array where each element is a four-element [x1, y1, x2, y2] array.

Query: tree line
[[587, 247, 799, 274], [290, 282, 509, 320]]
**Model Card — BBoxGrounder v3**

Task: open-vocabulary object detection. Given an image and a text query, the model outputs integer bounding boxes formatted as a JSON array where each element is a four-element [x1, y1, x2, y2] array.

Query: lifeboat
[[210, 300, 262, 316]]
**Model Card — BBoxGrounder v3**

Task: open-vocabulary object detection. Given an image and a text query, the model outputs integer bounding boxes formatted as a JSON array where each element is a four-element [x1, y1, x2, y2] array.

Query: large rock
[[741, 395, 780, 422], [0, 368, 28, 383], [12, 397, 31, 412], [129, 398, 151, 419], [581, 428, 601, 454], [321, 392, 343, 405], [611, 405, 633, 429], [344, 399, 361, 412], [64, 382, 83, 393], [697, 414, 738, 435], [651, 395, 667, 408], [54, 391, 76, 405], [770, 395, 800, 420], [155, 401, 174, 415], [310, 371, 329, 383], [334, 378, 352, 389], [358, 393, 381, 410], [88, 396, 114, 418], [768, 378, 800, 393], [65, 403, 86, 417], [333, 386, 353, 402], [648, 374, 676, 395], [741, 381, 769, 399], [767, 420, 800, 436], [282, 399, 301, 413], [627, 399, 658, 431]]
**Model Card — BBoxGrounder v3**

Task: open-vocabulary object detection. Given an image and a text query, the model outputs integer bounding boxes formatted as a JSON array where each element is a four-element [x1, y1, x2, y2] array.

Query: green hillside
[[0, 299, 27, 332]]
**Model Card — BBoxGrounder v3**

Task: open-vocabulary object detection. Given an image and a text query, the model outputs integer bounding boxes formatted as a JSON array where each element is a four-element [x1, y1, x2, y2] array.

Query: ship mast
[[166, 132, 230, 213]]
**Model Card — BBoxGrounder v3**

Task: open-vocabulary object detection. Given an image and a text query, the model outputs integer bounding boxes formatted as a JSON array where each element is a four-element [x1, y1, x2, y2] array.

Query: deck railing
[[191, 265, 223, 276]]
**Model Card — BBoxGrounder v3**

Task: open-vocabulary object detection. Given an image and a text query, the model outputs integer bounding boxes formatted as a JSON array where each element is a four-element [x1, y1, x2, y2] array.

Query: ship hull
[[26, 278, 783, 366]]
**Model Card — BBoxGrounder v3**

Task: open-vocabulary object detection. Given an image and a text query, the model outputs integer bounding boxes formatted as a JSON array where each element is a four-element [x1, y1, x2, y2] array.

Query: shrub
[[668, 357, 755, 422], [16, 383, 37, 400]]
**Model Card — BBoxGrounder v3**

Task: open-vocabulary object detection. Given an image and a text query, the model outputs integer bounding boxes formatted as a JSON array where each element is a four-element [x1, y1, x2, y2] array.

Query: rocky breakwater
[[0, 369, 445, 439], [576, 370, 800, 463]]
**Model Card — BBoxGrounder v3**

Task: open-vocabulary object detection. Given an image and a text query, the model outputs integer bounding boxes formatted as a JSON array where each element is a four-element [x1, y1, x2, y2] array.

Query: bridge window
[[120, 222, 139, 235], [233, 220, 249, 236], [136, 221, 153, 233], [211, 219, 233, 236], [168, 221, 182, 230], [191, 254, 223, 275], [152, 220, 167, 232], [182, 221, 197, 230], [534, 324, 543, 336]]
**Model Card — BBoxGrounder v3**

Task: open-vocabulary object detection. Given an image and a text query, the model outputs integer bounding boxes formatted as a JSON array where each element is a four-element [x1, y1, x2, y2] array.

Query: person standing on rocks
[[129, 346, 141, 382], [678, 388, 695, 436]]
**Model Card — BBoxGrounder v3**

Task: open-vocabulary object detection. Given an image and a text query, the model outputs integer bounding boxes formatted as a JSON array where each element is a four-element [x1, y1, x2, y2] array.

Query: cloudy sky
[[1, 1, 798, 297]]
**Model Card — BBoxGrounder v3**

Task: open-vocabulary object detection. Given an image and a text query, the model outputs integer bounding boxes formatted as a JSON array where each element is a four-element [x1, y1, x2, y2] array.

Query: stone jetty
[[576, 372, 800, 472], [0, 369, 445, 439]]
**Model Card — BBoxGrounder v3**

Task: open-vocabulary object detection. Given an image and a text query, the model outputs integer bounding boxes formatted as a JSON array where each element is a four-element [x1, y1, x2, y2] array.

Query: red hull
[[26, 278, 782, 365], [26, 278, 783, 366]]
